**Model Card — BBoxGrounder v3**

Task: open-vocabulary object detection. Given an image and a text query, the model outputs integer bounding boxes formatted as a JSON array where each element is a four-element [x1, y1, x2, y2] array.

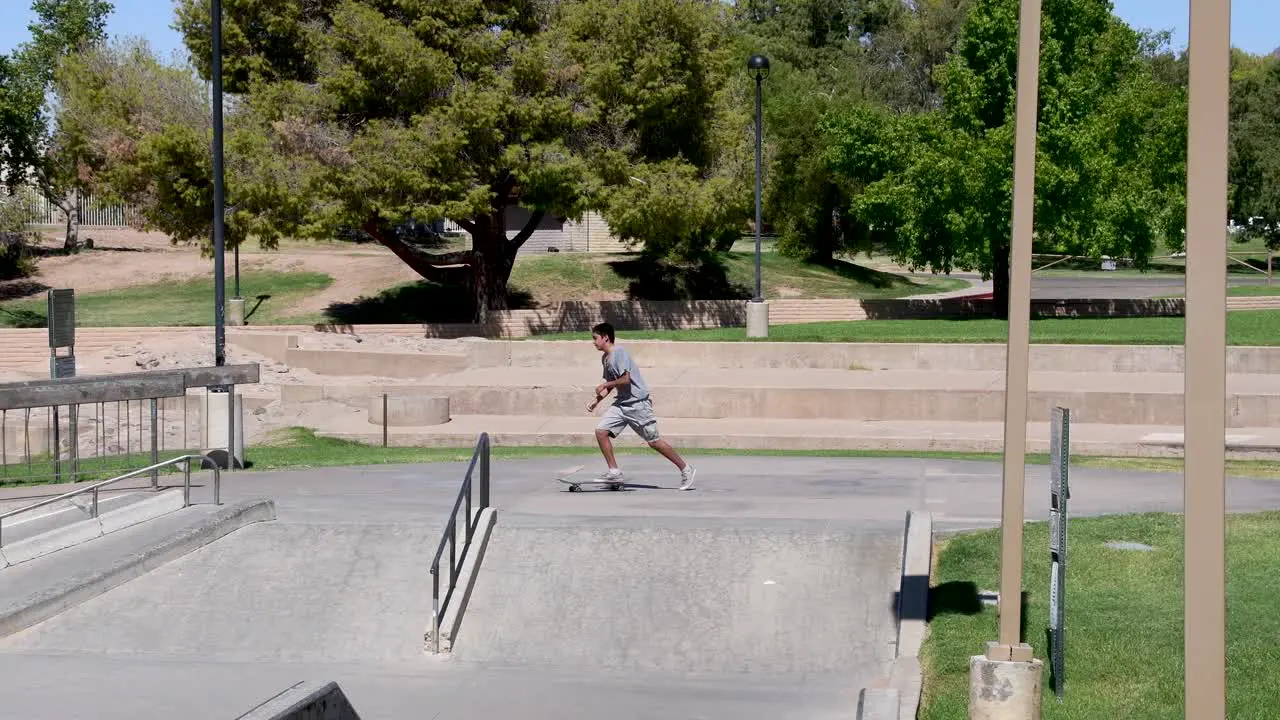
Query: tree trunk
[[60, 190, 80, 251], [991, 240, 1010, 320], [469, 209, 516, 324], [805, 184, 840, 264]]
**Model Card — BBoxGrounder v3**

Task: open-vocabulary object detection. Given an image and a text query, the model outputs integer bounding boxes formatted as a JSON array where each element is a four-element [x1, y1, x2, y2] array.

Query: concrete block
[[857, 688, 900, 720], [0, 498, 276, 639], [228, 297, 246, 326], [746, 300, 769, 338], [201, 391, 245, 469], [462, 338, 513, 368], [236, 680, 362, 720], [227, 332, 298, 364], [368, 394, 450, 427], [969, 653, 1044, 719], [427, 506, 497, 653]]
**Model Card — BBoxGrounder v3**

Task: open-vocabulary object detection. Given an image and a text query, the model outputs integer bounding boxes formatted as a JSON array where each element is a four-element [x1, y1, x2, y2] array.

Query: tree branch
[[362, 219, 473, 284], [506, 209, 546, 252], [455, 218, 476, 234]]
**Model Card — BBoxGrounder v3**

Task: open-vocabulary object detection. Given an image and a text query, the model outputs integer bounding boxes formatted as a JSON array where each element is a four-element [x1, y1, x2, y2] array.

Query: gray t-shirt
[[602, 346, 649, 404]]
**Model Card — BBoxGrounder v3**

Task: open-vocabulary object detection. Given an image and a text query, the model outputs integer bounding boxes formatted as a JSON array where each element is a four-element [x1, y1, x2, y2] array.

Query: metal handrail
[[0, 453, 221, 547], [429, 432, 490, 653]]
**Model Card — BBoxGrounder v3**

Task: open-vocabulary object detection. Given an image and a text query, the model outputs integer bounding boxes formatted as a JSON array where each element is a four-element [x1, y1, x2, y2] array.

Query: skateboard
[[555, 464, 624, 492]]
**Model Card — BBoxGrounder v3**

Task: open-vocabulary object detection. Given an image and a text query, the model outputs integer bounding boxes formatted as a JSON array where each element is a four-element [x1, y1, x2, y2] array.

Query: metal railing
[[0, 453, 220, 547], [1, 365, 258, 487], [429, 432, 491, 654]]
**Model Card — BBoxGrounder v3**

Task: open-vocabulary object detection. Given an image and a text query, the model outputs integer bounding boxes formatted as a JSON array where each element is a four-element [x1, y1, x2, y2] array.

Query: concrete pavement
[[2, 455, 1280, 718]]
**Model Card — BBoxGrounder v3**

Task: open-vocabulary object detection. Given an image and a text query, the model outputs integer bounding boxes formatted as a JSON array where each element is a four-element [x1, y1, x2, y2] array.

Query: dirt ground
[[12, 228, 423, 317]]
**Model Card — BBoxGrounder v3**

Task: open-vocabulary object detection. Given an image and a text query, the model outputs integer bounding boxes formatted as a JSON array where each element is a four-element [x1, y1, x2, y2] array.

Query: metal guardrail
[[0, 364, 258, 487], [429, 432, 490, 654], [0, 453, 221, 547]]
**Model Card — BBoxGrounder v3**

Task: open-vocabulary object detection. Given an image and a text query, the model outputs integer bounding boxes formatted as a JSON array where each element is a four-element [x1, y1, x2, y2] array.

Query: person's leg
[[595, 407, 626, 479], [647, 438, 685, 468], [595, 428, 619, 468], [628, 401, 696, 489]]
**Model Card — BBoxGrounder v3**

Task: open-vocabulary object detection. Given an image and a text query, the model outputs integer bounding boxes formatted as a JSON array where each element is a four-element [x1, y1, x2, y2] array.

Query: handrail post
[[433, 568, 440, 654], [213, 462, 221, 506], [479, 433, 490, 510], [150, 399, 159, 489], [183, 456, 192, 508], [91, 485, 99, 518]]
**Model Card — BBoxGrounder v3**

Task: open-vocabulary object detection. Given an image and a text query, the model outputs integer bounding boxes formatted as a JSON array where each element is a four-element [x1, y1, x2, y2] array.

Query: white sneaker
[[597, 468, 624, 481], [679, 465, 696, 491]]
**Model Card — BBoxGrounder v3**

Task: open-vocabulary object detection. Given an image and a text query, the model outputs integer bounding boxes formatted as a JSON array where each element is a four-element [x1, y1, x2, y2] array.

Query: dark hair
[[591, 322, 615, 343]]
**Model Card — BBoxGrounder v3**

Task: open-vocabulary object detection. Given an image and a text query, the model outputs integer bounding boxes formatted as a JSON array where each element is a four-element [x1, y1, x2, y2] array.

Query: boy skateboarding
[[587, 322, 696, 490]]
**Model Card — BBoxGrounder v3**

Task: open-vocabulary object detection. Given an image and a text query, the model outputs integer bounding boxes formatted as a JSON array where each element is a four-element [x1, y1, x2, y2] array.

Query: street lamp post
[[211, 0, 226, 363], [747, 54, 770, 338]]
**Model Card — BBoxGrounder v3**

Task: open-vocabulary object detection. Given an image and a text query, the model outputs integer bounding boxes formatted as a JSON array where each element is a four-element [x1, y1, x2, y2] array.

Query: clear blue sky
[[1, 0, 1277, 58]]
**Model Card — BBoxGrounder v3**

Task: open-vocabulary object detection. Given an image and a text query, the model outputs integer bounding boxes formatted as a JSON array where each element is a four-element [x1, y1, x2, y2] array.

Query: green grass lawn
[[1228, 285, 1280, 297], [529, 312, 1280, 345], [7, 427, 1280, 489], [920, 512, 1280, 719], [0, 271, 333, 328]]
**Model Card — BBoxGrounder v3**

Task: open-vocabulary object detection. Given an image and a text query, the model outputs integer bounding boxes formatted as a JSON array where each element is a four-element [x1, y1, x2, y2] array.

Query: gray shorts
[[597, 398, 660, 442]]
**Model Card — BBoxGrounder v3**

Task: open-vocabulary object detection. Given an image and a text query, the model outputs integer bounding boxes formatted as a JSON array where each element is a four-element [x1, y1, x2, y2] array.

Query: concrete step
[[312, 413, 1280, 458], [281, 367, 1280, 427]]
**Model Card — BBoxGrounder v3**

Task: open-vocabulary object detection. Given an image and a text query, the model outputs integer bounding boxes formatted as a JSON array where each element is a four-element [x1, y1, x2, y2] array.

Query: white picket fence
[[1, 185, 140, 227]]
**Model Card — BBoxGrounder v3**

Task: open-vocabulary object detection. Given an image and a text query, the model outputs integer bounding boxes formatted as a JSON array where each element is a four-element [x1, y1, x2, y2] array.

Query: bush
[[0, 197, 37, 280]]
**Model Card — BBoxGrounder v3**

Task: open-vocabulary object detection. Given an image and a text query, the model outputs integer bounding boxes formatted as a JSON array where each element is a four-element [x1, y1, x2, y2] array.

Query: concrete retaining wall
[[283, 381, 1280, 427]]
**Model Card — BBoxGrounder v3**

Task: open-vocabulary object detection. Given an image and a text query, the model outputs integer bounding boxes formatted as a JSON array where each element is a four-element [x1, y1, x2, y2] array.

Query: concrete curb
[[858, 510, 933, 720], [426, 506, 497, 653], [235, 680, 362, 720], [0, 498, 276, 640], [0, 489, 186, 568]]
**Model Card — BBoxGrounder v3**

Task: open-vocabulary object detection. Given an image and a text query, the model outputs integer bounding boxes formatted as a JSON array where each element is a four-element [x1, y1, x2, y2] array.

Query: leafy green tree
[[3, 0, 114, 249], [53, 38, 216, 247], [1229, 52, 1280, 249], [162, 0, 741, 320], [732, 0, 970, 263], [826, 0, 1187, 317]]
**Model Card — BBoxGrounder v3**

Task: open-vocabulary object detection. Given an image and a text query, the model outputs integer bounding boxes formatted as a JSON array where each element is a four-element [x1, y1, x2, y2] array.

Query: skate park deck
[[3, 455, 1280, 718]]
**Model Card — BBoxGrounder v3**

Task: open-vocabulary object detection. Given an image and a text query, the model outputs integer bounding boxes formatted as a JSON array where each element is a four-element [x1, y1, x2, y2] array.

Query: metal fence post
[[150, 398, 159, 489], [227, 384, 237, 471], [52, 405, 61, 483], [383, 393, 388, 448]]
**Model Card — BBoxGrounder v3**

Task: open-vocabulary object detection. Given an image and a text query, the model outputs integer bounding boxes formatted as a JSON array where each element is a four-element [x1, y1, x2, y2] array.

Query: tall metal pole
[[990, 0, 1042, 660], [753, 73, 763, 302], [1184, 0, 1230, 716], [211, 0, 226, 367]]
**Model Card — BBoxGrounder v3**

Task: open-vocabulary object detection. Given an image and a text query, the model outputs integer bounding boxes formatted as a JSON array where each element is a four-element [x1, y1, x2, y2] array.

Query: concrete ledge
[[369, 394, 450, 427], [857, 688, 901, 720], [0, 498, 276, 639], [285, 348, 469, 378], [227, 331, 298, 364], [1, 489, 186, 568], [236, 680, 362, 720], [426, 506, 497, 653], [897, 510, 933, 659]]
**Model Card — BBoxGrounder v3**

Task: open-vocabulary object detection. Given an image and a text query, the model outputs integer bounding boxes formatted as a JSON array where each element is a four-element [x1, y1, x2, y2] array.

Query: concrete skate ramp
[[0, 522, 438, 664], [453, 524, 901, 675]]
